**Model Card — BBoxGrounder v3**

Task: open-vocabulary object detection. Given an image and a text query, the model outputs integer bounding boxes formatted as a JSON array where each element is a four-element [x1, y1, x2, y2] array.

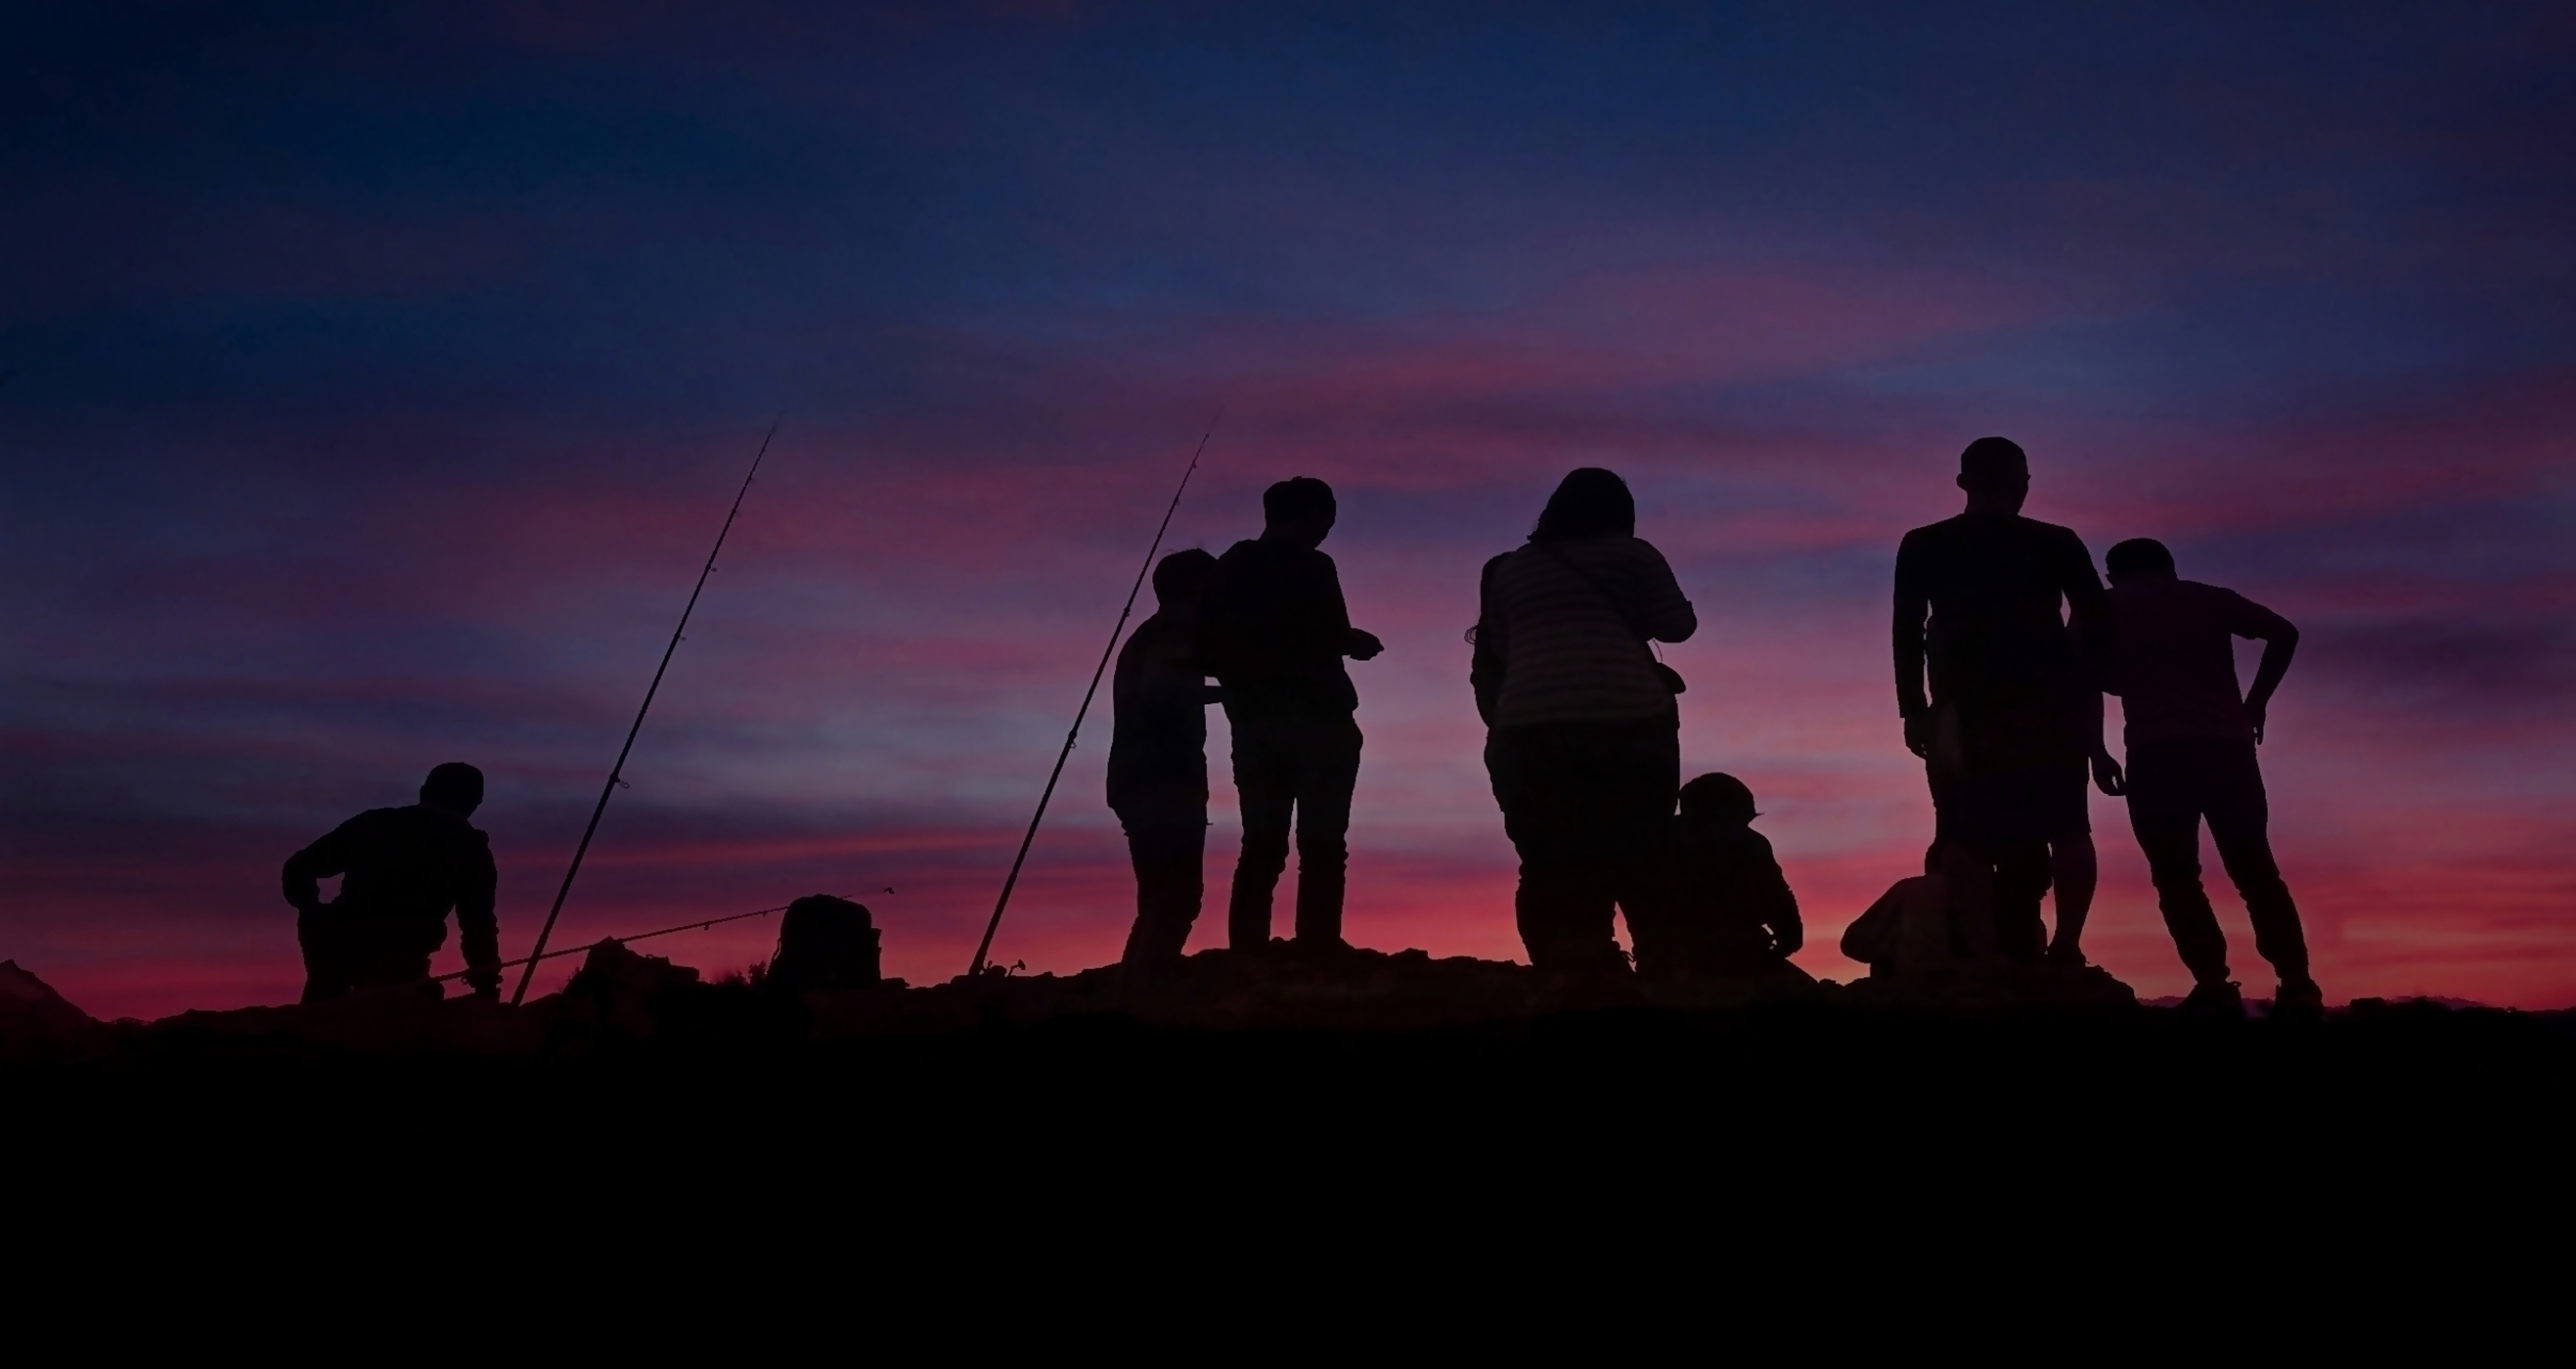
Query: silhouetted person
[[1630, 773, 1805, 982], [1197, 478, 1383, 950], [2104, 537, 2318, 1018], [283, 762, 500, 1002], [1893, 438, 2120, 964], [1108, 549, 1222, 966], [1472, 468, 1696, 971], [1841, 845, 1956, 976]]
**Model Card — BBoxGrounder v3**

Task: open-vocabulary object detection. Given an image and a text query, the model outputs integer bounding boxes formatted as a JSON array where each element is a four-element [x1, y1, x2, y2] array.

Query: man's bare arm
[[2061, 532, 2110, 655], [2243, 616, 2299, 743], [1893, 546, 1932, 756], [2087, 684, 2124, 795]]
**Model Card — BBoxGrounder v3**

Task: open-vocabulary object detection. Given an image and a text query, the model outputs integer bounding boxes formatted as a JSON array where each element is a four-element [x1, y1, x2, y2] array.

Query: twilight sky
[[6, 1, 2573, 1017]]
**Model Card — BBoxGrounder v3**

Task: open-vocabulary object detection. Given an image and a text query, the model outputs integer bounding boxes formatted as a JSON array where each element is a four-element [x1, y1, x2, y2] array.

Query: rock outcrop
[[0, 941, 2170, 1064], [0, 960, 105, 1062]]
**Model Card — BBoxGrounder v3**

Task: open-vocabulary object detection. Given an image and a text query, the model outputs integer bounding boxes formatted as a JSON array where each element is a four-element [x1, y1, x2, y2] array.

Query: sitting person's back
[[1631, 773, 1804, 980], [1841, 845, 1954, 975]]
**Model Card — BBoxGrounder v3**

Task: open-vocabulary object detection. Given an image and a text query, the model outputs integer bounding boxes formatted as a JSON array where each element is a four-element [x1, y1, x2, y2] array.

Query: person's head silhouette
[[421, 762, 484, 818], [1261, 477, 1337, 549], [1531, 467, 1636, 542], [1152, 547, 1218, 606], [2105, 537, 2178, 586], [1678, 772, 1758, 826], [1956, 436, 2029, 515]]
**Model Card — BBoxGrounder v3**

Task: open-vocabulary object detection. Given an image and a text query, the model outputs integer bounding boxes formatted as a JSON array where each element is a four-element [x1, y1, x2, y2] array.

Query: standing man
[[283, 762, 501, 1001], [1893, 438, 2121, 963], [1107, 549, 1222, 967], [1196, 477, 1383, 953], [2103, 538, 2320, 1017]]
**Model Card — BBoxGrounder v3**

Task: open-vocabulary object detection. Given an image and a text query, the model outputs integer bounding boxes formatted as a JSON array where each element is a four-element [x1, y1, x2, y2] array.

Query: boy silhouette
[[1107, 549, 1221, 966], [1630, 773, 1804, 982], [2104, 538, 2319, 1017]]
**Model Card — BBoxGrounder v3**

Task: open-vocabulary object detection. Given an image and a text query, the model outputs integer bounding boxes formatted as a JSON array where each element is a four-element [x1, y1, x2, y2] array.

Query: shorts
[[1932, 760, 2090, 848]]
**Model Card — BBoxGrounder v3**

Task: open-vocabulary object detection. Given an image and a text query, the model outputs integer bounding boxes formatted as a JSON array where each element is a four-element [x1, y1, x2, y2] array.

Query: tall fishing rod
[[442, 903, 790, 986], [511, 417, 781, 1005], [967, 420, 1215, 977]]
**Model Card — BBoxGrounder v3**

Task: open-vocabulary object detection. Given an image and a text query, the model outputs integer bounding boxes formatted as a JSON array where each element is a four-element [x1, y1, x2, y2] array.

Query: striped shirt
[[1480, 535, 1696, 729]]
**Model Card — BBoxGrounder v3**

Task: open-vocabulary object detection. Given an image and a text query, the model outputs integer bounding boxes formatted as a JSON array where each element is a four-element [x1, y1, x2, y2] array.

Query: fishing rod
[[511, 416, 781, 1005], [439, 903, 790, 986], [967, 419, 1216, 977]]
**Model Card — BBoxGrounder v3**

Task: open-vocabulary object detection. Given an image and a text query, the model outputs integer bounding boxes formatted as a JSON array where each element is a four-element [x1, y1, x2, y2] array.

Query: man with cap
[[282, 762, 501, 1002], [1892, 438, 2122, 963]]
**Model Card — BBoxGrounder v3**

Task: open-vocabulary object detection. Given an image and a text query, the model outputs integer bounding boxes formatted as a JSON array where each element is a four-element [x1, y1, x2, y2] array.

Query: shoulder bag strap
[[1533, 541, 1685, 693]]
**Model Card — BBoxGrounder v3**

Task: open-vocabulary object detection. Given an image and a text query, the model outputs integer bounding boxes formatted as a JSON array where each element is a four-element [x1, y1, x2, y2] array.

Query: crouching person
[[2104, 537, 2320, 1019], [1109, 549, 1222, 968], [284, 762, 500, 1002], [1631, 773, 1809, 985]]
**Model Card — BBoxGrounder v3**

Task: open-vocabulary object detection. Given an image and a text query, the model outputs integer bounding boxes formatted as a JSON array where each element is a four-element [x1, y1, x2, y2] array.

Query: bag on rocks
[[767, 896, 880, 993]]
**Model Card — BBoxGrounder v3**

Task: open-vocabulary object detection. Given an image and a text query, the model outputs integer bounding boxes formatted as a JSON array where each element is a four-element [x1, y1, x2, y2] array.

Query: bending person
[[1472, 468, 1696, 972], [2103, 537, 2319, 1018]]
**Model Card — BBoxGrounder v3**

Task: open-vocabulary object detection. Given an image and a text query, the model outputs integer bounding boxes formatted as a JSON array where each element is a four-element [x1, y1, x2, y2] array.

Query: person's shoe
[[2042, 942, 2088, 969], [2271, 977, 2326, 1021], [2178, 979, 2245, 1020]]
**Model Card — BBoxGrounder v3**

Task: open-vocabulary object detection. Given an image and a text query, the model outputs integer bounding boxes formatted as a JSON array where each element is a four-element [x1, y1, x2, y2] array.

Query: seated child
[[1841, 844, 1955, 975], [1630, 773, 1804, 980]]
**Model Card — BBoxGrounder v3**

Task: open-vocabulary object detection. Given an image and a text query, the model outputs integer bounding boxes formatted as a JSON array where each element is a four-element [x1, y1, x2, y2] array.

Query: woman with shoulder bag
[[1469, 467, 1697, 973]]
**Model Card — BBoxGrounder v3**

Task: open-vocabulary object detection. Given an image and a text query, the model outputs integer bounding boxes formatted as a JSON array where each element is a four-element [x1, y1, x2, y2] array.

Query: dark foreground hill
[[9, 945, 2573, 1285]]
